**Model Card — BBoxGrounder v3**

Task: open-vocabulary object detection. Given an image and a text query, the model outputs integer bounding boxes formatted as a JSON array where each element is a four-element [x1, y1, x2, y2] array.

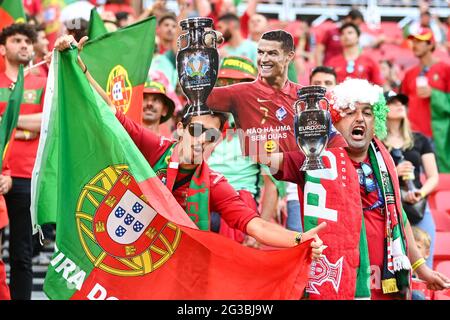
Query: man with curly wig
[[260, 78, 450, 299]]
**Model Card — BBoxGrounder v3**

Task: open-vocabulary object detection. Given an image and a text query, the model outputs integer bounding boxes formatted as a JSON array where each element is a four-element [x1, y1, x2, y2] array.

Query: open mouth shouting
[[351, 125, 366, 141]]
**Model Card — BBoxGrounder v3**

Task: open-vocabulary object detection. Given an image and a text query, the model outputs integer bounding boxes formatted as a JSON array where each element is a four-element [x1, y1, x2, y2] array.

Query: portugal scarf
[[152, 143, 210, 230], [303, 139, 411, 299]]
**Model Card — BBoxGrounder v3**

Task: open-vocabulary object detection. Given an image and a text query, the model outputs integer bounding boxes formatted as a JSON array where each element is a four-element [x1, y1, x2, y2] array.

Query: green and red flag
[[431, 89, 450, 173], [0, 0, 27, 73], [0, 0, 26, 30], [30, 48, 312, 300], [87, 7, 108, 40], [81, 17, 156, 124], [0, 64, 23, 169]]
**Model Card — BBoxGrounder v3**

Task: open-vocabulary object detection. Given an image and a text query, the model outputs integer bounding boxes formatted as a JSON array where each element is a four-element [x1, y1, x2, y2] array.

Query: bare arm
[[54, 35, 116, 114], [259, 173, 279, 221], [419, 153, 439, 197], [404, 220, 450, 290], [245, 0, 259, 16], [17, 113, 42, 132], [314, 43, 325, 67], [246, 217, 325, 257]]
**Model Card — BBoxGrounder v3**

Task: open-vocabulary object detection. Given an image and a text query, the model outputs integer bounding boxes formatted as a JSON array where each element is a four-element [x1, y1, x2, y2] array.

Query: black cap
[[384, 91, 409, 106]]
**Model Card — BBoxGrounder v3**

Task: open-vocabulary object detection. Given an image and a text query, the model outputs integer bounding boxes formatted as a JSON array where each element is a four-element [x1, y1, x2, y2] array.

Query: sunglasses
[[346, 60, 355, 74], [357, 162, 385, 211], [357, 162, 377, 193], [187, 122, 221, 143]]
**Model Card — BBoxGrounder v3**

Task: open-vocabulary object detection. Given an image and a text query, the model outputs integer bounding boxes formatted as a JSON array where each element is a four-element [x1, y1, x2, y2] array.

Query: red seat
[[433, 232, 450, 267], [433, 261, 450, 300], [434, 191, 450, 212], [431, 209, 450, 232], [435, 174, 450, 193]]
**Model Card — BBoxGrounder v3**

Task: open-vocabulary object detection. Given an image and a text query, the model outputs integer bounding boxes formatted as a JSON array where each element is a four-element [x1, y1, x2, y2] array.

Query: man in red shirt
[[207, 30, 300, 157], [328, 23, 383, 86], [0, 23, 45, 300], [156, 13, 177, 55], [401, 27, 450, 139], [259, 79, 450, 299], [55, 34, 327, 262]]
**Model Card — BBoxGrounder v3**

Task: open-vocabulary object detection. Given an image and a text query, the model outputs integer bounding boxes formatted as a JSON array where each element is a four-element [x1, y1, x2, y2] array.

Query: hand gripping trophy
[[294, 86, 331, 171], [176, 17, 219, 117]]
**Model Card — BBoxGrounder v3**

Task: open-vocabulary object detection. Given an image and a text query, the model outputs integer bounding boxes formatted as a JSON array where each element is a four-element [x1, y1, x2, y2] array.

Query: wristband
[[420, 190, 426, 198], [23, 130, 31, 140], [412, 257, 426, 272], [83, 64, 88, 74], [294, 233, 303, 245]]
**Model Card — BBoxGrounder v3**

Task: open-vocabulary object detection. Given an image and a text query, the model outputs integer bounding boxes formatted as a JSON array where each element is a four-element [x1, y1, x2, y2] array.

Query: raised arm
[[54, 35, 116, 114]]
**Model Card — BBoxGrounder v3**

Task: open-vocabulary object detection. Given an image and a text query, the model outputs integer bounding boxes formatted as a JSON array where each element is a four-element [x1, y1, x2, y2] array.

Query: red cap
[[408, 27, 435, 44]]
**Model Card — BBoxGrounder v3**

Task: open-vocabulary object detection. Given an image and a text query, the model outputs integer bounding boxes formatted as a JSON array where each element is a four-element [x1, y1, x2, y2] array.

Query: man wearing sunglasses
[[328, 23, 383, 86], [54, 35, 327, 261], [258, 78, 450, 300]]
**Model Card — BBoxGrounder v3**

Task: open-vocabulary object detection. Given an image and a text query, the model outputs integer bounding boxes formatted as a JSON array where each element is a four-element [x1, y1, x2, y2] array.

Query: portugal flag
[[87, 7, 107, 40], [0, 0, 26, 73], [30, 48, 312, 300], [81, 17, 156, 124], [0, 64, 23, 169]]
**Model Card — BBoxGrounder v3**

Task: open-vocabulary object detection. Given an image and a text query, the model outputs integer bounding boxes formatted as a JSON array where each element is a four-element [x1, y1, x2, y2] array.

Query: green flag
[[0, 0, 26, 30], [431, 89, 450, 173], [81, 16, 156, 123], [87, 7, 108, 40], [0, 64, 23, 169]]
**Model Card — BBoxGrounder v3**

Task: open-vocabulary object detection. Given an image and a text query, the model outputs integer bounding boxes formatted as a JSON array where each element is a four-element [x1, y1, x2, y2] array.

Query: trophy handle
[[177, 33, 190, 51], [319, 97, 331, 111], [293, 100, 300, 114], [202, 30, 217, 48]]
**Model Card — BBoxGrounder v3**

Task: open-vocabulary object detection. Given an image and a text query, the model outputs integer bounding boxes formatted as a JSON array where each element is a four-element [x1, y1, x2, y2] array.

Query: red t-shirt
[[0, 72, 46, 178], [116, 112, 258, 232], [320, 27, 342, 66], [351, 158, 387, 300], [401, 62, 450, 138], [207, 77, 301, 156], [328, 53, 384, 86]]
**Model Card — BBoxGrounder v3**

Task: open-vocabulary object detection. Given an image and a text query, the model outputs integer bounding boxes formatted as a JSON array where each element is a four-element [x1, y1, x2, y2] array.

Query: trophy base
[[183, 104, 214, 118], [300, 157, 325, 171]]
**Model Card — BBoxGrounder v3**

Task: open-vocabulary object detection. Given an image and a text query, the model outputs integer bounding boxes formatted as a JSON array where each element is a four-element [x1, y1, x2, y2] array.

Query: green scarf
[[152, 143, 211, 230], [360, 141, 411, 297]]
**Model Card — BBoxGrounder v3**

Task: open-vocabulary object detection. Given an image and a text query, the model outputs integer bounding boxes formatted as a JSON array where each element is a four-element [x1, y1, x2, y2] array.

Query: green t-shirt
[[207, 133, 261, 197], [149, 53, 178, 89], [222, 40, 258, 65]]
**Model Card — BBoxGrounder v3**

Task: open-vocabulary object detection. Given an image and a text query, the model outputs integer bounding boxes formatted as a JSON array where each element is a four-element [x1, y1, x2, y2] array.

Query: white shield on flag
[[112, 81, 124, 101], [106, 190, 157, 245]]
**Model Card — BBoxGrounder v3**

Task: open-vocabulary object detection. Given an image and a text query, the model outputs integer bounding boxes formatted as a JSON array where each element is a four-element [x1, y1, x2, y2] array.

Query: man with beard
[[0, 23, 45, 300], [260, 78, 450, 299], [141, 77, 175, 136], [216, 13, 258, 64], [156, 13, 177, 55]]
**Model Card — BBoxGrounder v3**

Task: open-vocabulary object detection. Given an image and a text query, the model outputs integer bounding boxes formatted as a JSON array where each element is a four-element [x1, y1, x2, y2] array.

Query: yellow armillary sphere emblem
[[76, 165, 181, 277], [106, 65, 133, 114]]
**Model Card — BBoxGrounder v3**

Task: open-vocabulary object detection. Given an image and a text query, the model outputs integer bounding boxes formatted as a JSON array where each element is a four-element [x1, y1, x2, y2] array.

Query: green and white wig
[[329, 78, 389, 140]]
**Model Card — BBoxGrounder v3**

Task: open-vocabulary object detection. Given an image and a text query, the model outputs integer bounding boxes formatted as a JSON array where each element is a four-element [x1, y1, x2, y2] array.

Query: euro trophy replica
[[294, 86, 330, 171], [176, 17, 219, 117]]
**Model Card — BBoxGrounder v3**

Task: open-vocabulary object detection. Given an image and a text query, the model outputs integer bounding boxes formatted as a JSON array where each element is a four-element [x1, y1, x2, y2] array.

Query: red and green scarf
[[303, 139, 411, 299], [152, 143, 211, 230]]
